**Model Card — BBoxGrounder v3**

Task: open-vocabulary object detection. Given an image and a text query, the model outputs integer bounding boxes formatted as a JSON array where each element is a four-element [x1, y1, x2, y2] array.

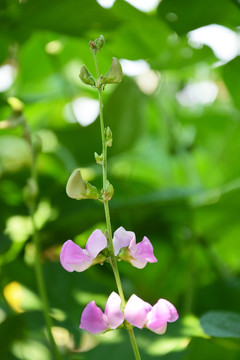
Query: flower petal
[[149, 323, 168, 335], [113, 227, 135, 256], [85, 229, 107, 259], [80, 301, 108, 334], [160, 299, 179, 322], [129, 236, 157, 269], [125, 294, 152, 328], [104, 292, 124, 329], [146, 299, 178, 333], [60, 240, 92, 272]]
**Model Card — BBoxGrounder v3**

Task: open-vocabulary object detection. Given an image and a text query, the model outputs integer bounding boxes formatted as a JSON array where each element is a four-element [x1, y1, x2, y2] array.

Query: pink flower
[[125, 295, 179, 334], [113, 227, 157, 269], [60, 229, 107, 272], [80, 292, 124, 334]]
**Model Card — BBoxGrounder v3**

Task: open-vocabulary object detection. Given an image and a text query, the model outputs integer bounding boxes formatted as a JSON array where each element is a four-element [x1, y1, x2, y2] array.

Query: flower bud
[[66, 169, 99, 200], [101, 180, 114, 201], [89, 35, 105, 54], [79, 65, 95, 87], [7, 97, 24, 114], [95, 35, 105, 51], [94, 152, 103, 165], [105, 127, 112, 147], [101, 58, 122, 85]]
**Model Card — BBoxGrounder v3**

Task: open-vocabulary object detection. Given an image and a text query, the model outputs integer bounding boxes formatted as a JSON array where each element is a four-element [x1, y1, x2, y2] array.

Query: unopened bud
[[105, 127, 112, 147], [94, 152, 103, 165], [101, 180, 114, 201], [66, 169, 99, 200], [79, 65, 95, 87], [101, 58, 122, 85], [89, 35, 105, 54], [7, 97, 24, 114]]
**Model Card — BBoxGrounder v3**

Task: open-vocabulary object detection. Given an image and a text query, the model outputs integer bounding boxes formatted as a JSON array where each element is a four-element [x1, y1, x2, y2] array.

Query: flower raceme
[[79, 293, 178, 335], [125, 295, 179, 334], [113, 227, 157, 269], [60, 229, 107, 272], [60, 227, 157, 272]]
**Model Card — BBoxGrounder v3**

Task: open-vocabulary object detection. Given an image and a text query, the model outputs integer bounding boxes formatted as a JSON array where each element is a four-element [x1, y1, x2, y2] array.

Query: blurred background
[[1, 0, 240, 359]]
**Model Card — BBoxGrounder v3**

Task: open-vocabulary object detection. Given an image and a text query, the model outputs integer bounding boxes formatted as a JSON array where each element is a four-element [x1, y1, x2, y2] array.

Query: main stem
[[94, 53, 141, 360], [23, 121, 62, 360]]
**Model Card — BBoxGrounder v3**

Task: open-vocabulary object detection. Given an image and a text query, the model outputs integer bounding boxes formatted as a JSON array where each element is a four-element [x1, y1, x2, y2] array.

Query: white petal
[[113, 226, 135, 256]]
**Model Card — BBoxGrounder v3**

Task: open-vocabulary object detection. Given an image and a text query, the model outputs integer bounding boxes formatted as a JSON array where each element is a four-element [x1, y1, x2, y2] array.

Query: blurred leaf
[[0, 314, 25, 359], [158, 0, 240, 35], [200, 311, 240, 338], [222, 56, 240, 110], [0, 0, 120, 42], [104, 77, 146, 155], [186, 337, 240, 360]]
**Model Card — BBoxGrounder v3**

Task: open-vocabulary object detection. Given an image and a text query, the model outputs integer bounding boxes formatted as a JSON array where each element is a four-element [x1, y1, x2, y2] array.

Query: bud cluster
[[79, 36, 122, 90]]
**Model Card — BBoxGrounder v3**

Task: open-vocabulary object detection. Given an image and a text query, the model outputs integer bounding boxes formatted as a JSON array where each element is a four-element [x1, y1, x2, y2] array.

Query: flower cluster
[[79, 292, 179, 335], [60, 227, 157, 271], [60, 226, 179, 336]]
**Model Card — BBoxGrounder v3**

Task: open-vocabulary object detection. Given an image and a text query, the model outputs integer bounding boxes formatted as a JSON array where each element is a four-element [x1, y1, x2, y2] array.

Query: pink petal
[[146, 299, 178, 333], [125, 294, 152, 328], [113, 227, 135, 256], [160, 299, 179, 322], [60, 240, 92, 272], [129, 236, 157, 269], [149, 323, 168, 335], [104, 292, 124, 329], [85, 229, 107, 260], [79, 301, 108, 334]]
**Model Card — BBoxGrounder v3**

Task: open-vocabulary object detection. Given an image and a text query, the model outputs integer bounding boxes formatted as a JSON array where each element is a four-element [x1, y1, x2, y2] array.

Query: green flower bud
[[66, 169, 99, 200], [101, 58, 122, 85], [101, 180, 114, 201], [89, 35, 105, 54], [105, 127, 112, 147], [79, 65, 95, 87], [7, 97, 24, 114], [95, 35, 105, 50], [94, 152, 103, 165]]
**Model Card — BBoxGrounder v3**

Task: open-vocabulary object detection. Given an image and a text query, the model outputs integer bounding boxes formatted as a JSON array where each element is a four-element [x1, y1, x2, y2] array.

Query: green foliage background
[[1, 0, 240, 359]]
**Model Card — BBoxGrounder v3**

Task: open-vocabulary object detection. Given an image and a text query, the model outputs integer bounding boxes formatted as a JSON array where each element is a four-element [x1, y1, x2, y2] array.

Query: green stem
[[23, 121, 62, 360], [127, 327, 142, 360], [94, 53, 141, 360], [29, 206, 62, 360]]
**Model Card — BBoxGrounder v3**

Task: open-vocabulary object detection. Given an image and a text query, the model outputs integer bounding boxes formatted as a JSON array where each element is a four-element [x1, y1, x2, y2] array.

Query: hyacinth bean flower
[[60, 229, 107, 272], [125, 295, 178, 334], [80, 292, 124, 334], [113, 226, 157, 269]]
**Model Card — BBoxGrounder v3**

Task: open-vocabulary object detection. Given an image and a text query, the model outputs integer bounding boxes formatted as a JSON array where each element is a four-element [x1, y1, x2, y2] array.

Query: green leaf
[[19, 0, 120, 37], [104, 77, 146, 155], [200, 311, 240, 338], [158, 0, 240, 35], [222, 56, 240, 110]]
